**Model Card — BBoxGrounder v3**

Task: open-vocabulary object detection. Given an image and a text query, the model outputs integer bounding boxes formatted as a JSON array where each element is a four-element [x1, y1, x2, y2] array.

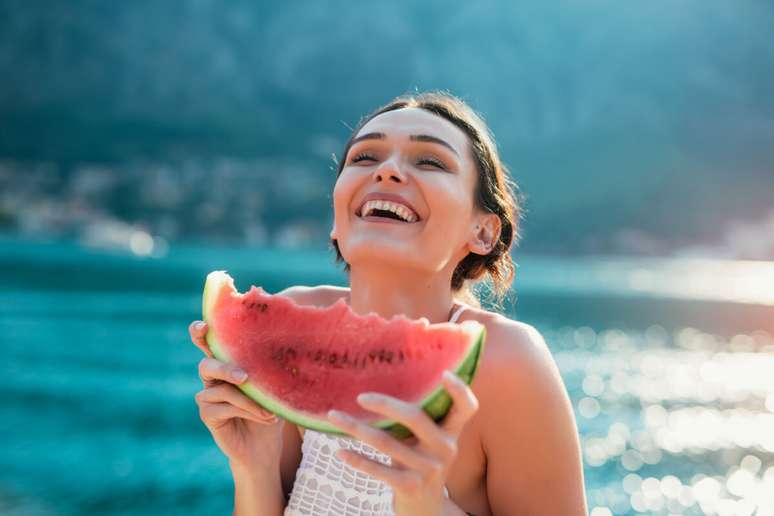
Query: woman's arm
[[229, 381, 303, 515], [232, 461, 285, 516], [479, 321, 588, 515]]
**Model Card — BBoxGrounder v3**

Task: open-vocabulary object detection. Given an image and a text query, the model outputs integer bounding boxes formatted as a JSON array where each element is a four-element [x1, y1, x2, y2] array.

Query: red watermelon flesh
[[202, 271, 486, 436]]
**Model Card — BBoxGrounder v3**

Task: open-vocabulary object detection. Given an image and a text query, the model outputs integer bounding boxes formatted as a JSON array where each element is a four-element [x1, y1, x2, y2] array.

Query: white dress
[[284, 304, 469, 516]]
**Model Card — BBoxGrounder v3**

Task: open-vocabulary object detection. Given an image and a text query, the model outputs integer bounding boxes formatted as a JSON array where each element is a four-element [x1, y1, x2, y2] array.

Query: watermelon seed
[[291, 367, 298, 377], [329, 352, 337, 364], [398, 350, 405, 363], [314, 350, 323, 362], [384, 350, 394, 364]]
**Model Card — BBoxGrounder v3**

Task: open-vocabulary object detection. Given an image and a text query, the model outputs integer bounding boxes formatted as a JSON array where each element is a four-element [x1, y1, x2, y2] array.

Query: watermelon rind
[[202, 270, 486, 437]]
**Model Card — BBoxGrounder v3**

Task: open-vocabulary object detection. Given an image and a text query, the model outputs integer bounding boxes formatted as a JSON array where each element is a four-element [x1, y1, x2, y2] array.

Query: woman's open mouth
[[355, 199, 421, 224]]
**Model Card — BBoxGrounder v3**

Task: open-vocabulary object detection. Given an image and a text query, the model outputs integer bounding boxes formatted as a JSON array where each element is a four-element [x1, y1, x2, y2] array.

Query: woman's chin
[[342, 241, 428, 266]]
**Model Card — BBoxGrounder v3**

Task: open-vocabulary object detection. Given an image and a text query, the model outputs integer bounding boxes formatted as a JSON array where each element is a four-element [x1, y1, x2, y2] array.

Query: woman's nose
[[372, 159, 406, 183]]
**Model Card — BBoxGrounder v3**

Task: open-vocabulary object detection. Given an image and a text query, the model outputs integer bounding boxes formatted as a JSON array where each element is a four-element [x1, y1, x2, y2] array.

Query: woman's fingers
[[328, 410, 442, 474], [438, 371, 479, 435], [189, 320, 213, 357], [355, 393, 444, 445], [196, 383, 276, 420], [198, 401, 277, 428], [198, 357, 248, 388]]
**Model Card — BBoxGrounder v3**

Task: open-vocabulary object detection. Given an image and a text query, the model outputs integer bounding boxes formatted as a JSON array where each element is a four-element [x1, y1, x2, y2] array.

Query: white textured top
[[284, 303, 468, 516]]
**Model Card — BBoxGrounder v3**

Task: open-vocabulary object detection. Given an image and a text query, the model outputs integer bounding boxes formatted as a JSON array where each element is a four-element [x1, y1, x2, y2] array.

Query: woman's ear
[[468, 213, 501, 255]]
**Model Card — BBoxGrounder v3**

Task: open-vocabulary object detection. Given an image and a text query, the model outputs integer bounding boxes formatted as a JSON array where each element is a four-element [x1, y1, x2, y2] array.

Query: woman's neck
[[346, 264, 456, 324]]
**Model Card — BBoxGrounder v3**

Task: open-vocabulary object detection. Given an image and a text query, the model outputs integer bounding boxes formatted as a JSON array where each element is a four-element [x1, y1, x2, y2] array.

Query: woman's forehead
[[356, 107, 469, 152]]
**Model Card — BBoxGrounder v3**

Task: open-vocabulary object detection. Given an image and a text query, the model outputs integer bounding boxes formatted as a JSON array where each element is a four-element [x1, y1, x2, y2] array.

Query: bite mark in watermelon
[[202, 271, 486, 438]]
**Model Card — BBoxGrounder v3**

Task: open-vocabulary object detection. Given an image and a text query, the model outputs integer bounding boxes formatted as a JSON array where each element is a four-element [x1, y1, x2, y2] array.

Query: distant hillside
[[1, 0, 772, 255]]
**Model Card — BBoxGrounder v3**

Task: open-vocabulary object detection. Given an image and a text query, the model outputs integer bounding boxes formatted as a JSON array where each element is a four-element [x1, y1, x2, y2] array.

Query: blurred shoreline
[[3, 157, 774, 261]]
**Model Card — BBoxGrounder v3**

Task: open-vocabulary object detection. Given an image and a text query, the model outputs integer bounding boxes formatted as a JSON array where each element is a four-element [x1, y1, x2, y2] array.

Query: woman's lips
[[356, 213, 419, 224]]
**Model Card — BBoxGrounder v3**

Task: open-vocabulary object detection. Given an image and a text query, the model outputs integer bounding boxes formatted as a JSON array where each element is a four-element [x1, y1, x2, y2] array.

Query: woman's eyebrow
[[350, 132, 460, 157]]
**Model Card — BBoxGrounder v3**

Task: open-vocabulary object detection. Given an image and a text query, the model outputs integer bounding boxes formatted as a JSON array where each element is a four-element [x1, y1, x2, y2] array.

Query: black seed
[[260, 303, 268, 312], [385, 350, 394, 364], [329, 352, 337, 364], [286, 348, 296, 360], [399, 350, 405, 362], [314, 350, 323, 362]]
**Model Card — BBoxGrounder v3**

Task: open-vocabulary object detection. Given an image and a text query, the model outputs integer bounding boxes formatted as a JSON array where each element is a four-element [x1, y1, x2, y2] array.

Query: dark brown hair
[[330, 90, 523, 310]]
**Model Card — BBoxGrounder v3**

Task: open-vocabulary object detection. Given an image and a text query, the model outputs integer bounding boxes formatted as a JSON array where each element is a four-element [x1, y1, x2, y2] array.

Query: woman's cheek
[[331, 173, 361, 240]]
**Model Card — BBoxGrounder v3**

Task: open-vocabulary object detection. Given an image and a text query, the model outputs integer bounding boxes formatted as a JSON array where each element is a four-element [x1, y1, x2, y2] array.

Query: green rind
[[385, 325, 485, 439], [202, 270, 486, 438]]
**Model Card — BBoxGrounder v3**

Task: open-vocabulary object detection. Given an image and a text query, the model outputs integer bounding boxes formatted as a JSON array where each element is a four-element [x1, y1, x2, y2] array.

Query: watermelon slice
[[202, 271, 486, 437]]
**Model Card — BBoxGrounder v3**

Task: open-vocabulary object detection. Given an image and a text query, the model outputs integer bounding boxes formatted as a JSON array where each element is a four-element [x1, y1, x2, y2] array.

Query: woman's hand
[[189, 320, 283, 469], [327, 371, 479, 516]]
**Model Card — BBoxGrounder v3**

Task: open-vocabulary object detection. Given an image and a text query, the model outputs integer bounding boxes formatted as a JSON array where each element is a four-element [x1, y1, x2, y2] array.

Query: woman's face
[[331, 107, 481, 275]]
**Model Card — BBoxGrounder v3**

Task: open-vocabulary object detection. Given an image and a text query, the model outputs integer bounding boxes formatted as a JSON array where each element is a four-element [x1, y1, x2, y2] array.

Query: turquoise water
[[2, 238, 773, 515]]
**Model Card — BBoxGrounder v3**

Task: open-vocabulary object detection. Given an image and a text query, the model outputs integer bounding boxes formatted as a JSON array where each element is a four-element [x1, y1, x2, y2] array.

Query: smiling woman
[[189, 91, 588, 516], [330, 92, 522, 312]]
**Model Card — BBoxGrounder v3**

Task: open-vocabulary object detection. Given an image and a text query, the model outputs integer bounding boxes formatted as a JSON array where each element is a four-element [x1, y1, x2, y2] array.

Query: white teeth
[[361, 200, 417, 222]]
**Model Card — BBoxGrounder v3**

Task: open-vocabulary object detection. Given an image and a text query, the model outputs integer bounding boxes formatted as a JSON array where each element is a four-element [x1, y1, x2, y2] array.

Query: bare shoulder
[[461, 311, 569, 427], [458, 308, 554, 381], [465, 313, 587, 514], [276, 284, 349, 308], [479, 315, 554, 378]]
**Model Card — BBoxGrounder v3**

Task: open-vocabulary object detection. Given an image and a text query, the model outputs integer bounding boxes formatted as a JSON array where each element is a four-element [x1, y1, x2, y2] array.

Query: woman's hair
[[329, 90, 524, 311]]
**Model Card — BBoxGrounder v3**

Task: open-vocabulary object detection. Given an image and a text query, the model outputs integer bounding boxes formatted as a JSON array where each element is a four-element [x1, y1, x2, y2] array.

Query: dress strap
[[448, 303, 467, 324]]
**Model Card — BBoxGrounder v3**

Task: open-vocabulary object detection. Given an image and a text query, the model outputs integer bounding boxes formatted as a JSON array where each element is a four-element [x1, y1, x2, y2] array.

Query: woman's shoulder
[[461, 311, 563, 419], [462, 314, 585, 513], [458, 306, 550, 368]]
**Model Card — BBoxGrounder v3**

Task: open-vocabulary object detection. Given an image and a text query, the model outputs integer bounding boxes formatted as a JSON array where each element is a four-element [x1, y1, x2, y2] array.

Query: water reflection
[[521, 257, 774, 306], [547, 325, 774, 514], [2, 241, 774, 515]]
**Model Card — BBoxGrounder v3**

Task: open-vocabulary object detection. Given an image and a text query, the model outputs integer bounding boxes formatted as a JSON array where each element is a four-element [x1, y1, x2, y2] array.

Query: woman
[[189, 91, 588, 515]]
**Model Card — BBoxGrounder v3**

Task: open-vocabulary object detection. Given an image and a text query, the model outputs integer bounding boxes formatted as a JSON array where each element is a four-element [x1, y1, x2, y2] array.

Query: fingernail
[[195, 321, 205, 330], [356, 393, 373, 405], [443, 370, 458, 382], [232, 369, 248, 382]]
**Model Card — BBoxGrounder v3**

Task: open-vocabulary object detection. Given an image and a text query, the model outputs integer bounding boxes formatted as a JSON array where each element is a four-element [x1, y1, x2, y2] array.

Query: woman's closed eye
[[350, 152, 448, 170], [417, 156, 447, 170], [351, 152, 378, 164]]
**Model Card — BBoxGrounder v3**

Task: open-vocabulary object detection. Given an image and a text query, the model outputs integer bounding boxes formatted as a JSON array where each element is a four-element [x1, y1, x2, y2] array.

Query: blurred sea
[[2, 237, 773, 515]]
